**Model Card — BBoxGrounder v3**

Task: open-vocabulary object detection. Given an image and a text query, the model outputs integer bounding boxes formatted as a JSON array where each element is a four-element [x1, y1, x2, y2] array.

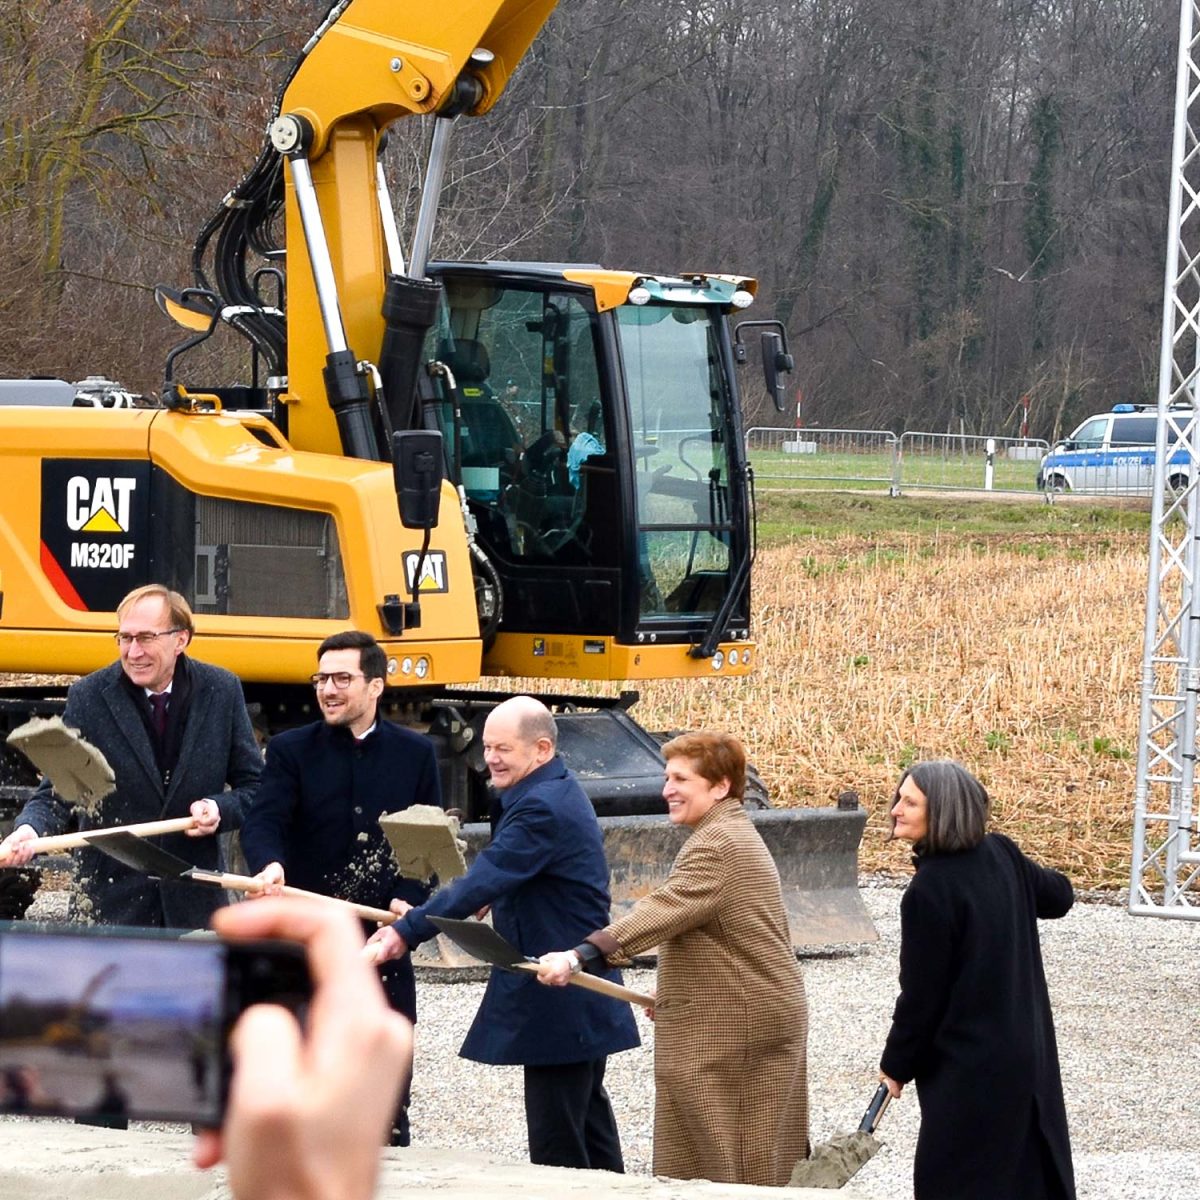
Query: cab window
[[432, 282, 611, 565], [618, 303, 734, 618]]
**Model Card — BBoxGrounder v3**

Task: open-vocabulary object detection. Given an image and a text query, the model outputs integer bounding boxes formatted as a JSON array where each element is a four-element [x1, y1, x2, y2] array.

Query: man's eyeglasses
[[310, 672, 366, 690], [115, 629, 184, 648]]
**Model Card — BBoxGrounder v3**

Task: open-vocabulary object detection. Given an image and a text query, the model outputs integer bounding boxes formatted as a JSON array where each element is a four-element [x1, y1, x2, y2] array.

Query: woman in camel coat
[[538, 731, 808, 1187]]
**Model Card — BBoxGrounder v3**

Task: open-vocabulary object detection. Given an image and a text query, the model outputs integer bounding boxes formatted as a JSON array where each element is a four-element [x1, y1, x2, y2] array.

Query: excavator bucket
[[423, 804, 876, 968], [600, 804, 877, 950], [411, 706, 877, 966]]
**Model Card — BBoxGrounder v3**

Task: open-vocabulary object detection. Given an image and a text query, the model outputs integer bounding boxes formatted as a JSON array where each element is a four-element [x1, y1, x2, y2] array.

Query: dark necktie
[[149, 692, 169, 738]]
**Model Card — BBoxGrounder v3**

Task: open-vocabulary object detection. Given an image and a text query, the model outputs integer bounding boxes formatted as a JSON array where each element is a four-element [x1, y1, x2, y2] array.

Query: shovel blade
[[86, 830, 193, 880], [789, 1082, 893, 1189], [427, 915, 528, 971], [788, 1132, 881, 1189]]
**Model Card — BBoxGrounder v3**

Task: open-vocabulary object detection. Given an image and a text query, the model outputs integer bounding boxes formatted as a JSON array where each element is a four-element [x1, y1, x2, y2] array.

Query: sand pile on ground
[[0, 1123, 865, 1199]]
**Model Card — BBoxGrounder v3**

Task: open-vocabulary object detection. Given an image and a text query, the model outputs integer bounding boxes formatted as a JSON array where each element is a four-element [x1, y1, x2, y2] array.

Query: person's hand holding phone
[[194, 899, 412, 1200]]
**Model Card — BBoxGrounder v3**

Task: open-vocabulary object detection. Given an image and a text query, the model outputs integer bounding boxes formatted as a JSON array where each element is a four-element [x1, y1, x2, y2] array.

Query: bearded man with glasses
[[0, 583, 261, 929], [240, 629, 440, 1149]]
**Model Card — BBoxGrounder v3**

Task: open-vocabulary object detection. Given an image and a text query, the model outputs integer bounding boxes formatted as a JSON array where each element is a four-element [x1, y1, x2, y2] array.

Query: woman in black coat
[[879, 761, 1075, 1200]]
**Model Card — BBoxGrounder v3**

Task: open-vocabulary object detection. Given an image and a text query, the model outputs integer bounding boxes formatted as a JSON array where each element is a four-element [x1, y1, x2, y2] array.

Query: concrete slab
[[0, 1122, 869, 1199]]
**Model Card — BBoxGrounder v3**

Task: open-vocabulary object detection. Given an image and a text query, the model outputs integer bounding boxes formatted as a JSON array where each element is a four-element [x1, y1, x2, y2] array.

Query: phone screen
[[0, 927, 309, 1124]]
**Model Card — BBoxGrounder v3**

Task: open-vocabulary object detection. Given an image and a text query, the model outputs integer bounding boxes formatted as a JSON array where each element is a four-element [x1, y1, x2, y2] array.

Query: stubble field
[[630, 497, 1149, 889]]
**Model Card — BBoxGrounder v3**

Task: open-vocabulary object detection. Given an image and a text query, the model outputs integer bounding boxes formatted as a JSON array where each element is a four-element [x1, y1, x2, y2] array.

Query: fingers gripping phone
[[0, 922, 311, 1125]]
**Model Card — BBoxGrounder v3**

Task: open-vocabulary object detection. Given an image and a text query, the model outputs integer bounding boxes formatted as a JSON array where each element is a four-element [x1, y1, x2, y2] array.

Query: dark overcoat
[[880, 833, 1075, 1200], [16, 657, 261, 928], [239, 718, 437, 1021], [392, 756, 640, 1066]]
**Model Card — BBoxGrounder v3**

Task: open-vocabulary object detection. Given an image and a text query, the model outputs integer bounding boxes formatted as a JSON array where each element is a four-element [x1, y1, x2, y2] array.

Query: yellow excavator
[[0, 1, 871, 945]]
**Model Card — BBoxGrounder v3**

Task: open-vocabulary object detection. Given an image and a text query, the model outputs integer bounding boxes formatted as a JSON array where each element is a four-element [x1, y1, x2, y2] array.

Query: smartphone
[[0, 922, 311, 1125]]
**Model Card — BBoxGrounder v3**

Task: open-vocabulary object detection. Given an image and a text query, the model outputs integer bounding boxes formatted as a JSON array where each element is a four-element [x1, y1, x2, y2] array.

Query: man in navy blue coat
[[240, 630, 440, 1147], [369, 695, 639, 1172]]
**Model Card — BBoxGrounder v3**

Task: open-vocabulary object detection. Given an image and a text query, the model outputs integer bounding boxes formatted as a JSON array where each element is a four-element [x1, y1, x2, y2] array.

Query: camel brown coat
[[589, 801, 808, 1187]]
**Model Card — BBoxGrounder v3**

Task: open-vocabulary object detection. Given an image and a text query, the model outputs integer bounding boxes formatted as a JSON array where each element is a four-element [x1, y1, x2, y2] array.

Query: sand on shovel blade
[[6, 716, 114, 810], [378, 804, 468, 883], [787, 1131, 881, 1189]]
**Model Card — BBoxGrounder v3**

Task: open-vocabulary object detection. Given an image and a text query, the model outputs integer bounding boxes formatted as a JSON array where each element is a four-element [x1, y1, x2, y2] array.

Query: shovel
[[5, 715, 115, 808], [87, 830, 398, 925], [787, 1082, 894, 1189], [0, 816, 198, 863], [427, 915, 655, 1007]]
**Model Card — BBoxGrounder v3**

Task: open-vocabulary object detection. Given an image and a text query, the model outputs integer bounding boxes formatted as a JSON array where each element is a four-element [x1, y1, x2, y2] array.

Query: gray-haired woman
[[880, 760, 1076, 1200]]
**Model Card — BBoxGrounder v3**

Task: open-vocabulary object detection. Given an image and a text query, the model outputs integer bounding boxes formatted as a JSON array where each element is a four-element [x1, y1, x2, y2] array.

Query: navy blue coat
[[240, 717, 439, 1021], [393, 756, 640, 1066], [17, 657, 261, 929], [881, 833, 1075, 1200]]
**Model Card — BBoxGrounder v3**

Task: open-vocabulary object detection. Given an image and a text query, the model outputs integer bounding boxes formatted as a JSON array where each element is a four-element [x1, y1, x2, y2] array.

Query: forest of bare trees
[[0, 1, 1180, 439]]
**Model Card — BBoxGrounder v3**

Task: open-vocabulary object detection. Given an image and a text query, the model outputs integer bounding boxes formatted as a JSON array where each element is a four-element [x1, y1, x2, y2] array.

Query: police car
[[1037, 404, 1193, 495]]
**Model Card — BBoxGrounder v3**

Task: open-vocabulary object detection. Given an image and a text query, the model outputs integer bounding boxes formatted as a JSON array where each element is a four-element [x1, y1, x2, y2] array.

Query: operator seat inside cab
[[441, 338, 521, 477], [439, 337, 520, 558]]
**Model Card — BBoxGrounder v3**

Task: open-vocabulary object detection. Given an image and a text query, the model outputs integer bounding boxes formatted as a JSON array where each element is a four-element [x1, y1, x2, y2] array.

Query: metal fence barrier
[[745, 427, 900, 491], [746, 427, 1049, 496], [898, 431, 1048, 494]]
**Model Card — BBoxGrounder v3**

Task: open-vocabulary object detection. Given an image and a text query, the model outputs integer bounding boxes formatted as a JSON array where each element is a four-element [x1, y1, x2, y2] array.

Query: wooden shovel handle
[[512, 960, 655, 1007], [279, 885, 396, 926], [14, 816, 199, 857], [211, 872, 397, 926]]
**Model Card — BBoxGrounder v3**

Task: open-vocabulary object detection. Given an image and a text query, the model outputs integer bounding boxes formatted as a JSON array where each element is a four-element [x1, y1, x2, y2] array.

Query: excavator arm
[[183, 0, 557, 458], [277, 0, 557, 457], [282, 0, 557, 154]]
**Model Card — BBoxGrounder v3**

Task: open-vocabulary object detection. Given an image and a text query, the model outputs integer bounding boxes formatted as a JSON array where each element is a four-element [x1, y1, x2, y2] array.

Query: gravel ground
[[406, 884, 1200, 1200], [15, 881, 1200, 1197]]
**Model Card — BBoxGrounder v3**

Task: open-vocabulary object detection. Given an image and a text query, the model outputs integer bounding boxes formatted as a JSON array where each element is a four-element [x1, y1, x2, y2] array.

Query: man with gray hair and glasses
[[0, 583, 261, 927]]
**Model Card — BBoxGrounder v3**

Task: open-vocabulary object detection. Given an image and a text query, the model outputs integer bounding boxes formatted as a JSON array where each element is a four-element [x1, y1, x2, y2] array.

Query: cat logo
[[403, 550, 449, 593], [41, 459, 148, 610], [66, 476, 137, 533]]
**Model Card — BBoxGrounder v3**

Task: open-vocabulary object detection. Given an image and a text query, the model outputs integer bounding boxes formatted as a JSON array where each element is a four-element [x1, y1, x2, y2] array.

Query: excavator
[[0, 1, 872, 946], [0, 963, 119, 1059]]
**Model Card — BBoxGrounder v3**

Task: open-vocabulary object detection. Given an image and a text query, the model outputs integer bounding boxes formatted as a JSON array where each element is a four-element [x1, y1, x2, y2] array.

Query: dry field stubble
[[631, 533, 1148, 889]]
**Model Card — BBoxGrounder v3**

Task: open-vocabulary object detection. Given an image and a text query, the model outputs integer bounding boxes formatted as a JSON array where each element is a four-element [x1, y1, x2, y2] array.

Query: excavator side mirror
[[155, 285, 224, 410], [761, 331, 794, 414], [392, 430, 444, 530], [155, 285, 220, 335], [733, 319, 795, 414]]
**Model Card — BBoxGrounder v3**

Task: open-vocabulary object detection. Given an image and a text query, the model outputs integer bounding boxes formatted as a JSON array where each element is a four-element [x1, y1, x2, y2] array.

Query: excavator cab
[[426, 264, 755, 676]]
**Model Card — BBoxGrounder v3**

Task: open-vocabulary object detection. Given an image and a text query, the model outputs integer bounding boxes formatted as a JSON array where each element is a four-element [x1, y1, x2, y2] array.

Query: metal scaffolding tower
[[1131, 0, 1200, 918]]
